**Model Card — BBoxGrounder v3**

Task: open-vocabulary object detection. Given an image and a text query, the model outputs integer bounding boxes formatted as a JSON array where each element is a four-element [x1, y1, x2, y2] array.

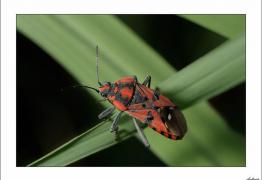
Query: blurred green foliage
[[17, 15, 245, 166]]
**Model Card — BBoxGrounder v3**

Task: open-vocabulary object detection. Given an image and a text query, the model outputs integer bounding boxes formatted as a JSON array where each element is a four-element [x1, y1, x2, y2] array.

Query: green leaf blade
[[28, 116, 137, 166], [17, 15, 245, 167], [180, 15, 245, 39], [160, 34, 245, 108]]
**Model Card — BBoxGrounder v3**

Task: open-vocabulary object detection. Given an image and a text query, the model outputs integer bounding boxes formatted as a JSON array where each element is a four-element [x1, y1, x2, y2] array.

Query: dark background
[[17, 15, 245, 166]]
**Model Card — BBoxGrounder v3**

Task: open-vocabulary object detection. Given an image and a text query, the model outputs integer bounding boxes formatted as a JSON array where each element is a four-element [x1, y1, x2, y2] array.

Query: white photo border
[[1, 0, 261, 180]]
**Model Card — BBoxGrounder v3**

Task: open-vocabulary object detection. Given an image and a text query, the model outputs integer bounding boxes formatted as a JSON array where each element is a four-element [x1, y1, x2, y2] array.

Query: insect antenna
[[96, 45, 102, 87], [61, 85, 108, 103], [61, 85, 100, 93], [72, 85, 100, 93]]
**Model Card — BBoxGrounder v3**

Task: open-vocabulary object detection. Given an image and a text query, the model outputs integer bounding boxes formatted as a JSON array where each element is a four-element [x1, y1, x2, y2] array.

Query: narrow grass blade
[[28, 116, 136, 166], [160, 34, 245, 109], [180, 15, 245, 39]]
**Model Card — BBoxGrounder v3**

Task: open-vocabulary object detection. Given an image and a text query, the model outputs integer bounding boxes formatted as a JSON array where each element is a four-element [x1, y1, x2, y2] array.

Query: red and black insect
[[77, 46, 187, 147]]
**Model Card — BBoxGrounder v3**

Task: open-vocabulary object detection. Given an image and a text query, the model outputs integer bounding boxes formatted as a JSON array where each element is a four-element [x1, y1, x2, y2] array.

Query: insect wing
[[159, 106, 187, 139], [126, 108, 178, 140], [134, 83, 174, 107], [139, 85, 187, 139], [135, 84, 154, 101], [128, 83, 187, 140]]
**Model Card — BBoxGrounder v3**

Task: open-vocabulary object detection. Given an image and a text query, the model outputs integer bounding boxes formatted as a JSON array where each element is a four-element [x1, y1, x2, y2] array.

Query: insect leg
[[110, 111, 123, 132], [142, 75, 151, 88], [153, 87, 161, 101], [98, 106, 115, 119], [132, 118, 150, 148], [133, 75, 138, 83], [96, 45, 102, 86]]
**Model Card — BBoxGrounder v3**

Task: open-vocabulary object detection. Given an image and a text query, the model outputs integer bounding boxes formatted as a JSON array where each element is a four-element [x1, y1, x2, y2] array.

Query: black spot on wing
[[118, 82, 134, 89], [152, 88, 160, 101], [115, 91, 129, 105], [143, 97, 148, 101], [144, 111, 154, 125], [131, 89, 144, 104]]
